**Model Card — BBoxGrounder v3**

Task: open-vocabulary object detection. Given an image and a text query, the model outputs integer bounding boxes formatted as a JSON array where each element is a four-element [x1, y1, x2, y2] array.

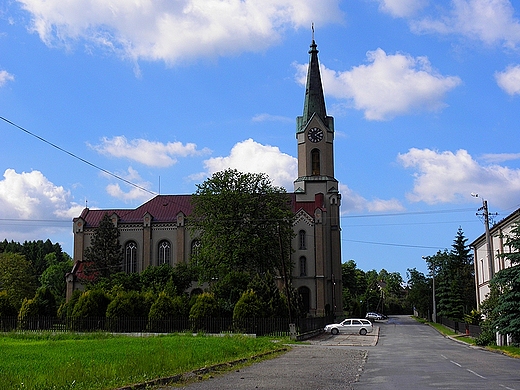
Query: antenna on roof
[[159, 176, 161, 195], [85, 199, 88, 208]]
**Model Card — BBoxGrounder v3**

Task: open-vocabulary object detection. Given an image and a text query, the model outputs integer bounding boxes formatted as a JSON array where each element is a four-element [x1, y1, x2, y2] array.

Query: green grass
[[0, 332, 288, 390]]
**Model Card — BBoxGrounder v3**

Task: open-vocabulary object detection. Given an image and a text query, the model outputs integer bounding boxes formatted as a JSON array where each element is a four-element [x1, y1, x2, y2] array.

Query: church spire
[[301, 30, 327, 129]]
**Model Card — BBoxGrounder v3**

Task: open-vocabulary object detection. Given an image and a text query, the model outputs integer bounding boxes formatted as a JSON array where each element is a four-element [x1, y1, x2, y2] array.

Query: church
[[67, 38, 344, 318]]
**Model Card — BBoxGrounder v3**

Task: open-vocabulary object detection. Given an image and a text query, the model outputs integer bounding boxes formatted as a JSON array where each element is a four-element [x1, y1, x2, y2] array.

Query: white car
[[324, 318, 373, 335], [365, 312, 385, 321]]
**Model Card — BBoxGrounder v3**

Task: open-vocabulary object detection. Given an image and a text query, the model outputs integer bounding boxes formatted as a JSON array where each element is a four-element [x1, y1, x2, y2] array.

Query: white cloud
[[340, 183, 404, 213], [376, 0, 429, 18], [91, 135, 210, 167], [398, 148, 520, 208], [0, 168, 82, 220], [252, 113, 293, 123], [17, 0, 342, 64], [105, 167, 154, 202], [198, 138, 297, 190], [495, 65, 520, 95], [0, 70, 14, 86], [411, 0, 520, 48], [296, 48, 461, 120], [481, 152, 520, 163]]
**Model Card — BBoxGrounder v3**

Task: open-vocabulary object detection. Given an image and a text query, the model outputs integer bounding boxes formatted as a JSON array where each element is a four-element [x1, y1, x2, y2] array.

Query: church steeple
[[295, 31, 336, 185], [300, 36, 327, 130]]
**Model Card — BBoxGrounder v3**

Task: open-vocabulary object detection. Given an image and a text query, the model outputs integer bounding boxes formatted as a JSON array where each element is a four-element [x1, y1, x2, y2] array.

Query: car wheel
[[331, 328, 339, 335], [359, 328, 367, 335]]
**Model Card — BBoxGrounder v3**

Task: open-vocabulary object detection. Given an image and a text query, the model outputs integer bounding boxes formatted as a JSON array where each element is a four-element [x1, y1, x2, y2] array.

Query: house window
[[158, 240, 171, 265], [300, 256, 307, 276], [299, 230, 306, 250], [124, 241, 137, 273], [311, 149, 320, 176]]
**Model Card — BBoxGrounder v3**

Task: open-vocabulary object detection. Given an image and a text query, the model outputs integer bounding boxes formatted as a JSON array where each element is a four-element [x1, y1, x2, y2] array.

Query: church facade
[[67, 38, 343, 317]]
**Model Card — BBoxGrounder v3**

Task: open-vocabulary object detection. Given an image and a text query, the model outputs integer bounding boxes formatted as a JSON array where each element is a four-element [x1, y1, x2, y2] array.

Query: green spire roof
[[301, 39, 327, 127]]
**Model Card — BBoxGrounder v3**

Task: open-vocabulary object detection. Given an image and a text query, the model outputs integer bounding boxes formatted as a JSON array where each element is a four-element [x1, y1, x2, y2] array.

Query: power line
[[341, 207, 475, 219], [343, 238, 443, 250], [1, 116, 157, 196]]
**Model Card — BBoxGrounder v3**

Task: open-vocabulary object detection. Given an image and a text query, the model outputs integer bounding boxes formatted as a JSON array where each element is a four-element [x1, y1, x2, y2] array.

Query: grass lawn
[[0, 332, 288, 390]]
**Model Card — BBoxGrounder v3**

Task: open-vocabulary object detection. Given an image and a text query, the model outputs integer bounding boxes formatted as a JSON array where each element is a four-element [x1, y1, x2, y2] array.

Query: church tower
[[293, 35, 343, 317]]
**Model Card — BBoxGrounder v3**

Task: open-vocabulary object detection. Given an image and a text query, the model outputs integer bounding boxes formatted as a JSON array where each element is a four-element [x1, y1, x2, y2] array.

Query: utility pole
[[472, 194, 497, 280]]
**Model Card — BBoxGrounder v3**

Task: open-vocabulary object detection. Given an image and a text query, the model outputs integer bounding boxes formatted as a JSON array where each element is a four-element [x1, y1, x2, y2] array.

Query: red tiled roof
[[75, 195, 193, 227], [74, 193, 320, 228]]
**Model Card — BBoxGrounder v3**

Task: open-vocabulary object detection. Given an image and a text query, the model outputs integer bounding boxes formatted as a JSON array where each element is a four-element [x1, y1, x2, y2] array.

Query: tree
[[83, 213, 123, 281], [424, 228, 476, 321], [406, 268, 430, 317], [39, 253, 73, 306], [449, 227, 476, 314], [490, 222, 520, 343], [0, 253, 38, 310], [210, 271, 251, 316], [189, 169, 294, 282]]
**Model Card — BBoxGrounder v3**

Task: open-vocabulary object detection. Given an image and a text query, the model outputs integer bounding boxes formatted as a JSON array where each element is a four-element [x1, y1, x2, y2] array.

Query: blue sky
[[2, 0, 520, 280]]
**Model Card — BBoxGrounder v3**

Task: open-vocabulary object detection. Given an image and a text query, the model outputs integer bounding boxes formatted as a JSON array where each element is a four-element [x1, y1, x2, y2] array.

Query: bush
[[189, 292, 220, 332], [58, 289, 82, 319], [233, 289, 264, 320], [106, 291, 151, 318], [18, 287, 58, 328], [148, 292, 187, 332], [72, 290, 110, 318]]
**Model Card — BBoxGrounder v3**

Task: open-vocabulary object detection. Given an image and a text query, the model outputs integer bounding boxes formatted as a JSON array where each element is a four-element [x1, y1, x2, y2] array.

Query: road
[[158, 315, 520, 389], [354, 315, 520, 389]]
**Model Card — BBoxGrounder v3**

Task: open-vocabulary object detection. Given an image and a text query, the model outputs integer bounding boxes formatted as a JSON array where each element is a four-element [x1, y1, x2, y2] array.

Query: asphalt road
[[355, 315, 520, 390], [158, 315, 520, 389]]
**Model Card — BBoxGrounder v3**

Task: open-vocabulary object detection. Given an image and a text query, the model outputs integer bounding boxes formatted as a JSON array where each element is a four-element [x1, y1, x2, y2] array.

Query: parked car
[[324, 318, 373, 335], [365, 312, 386, 321]]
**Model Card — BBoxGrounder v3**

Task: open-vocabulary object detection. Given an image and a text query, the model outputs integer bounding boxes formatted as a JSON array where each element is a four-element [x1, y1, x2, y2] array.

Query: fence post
[[289, 323, 297, 340]]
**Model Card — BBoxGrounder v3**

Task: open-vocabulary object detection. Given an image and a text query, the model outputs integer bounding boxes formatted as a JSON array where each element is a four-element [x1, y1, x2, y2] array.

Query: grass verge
[[0, 332, 289, 390], [412, 316, 520, 357]]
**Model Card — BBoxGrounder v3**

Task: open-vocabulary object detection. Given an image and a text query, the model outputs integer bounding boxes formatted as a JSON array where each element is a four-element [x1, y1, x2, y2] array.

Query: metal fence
[[437, 316, 482, 337], [0, 316, 328, 337]]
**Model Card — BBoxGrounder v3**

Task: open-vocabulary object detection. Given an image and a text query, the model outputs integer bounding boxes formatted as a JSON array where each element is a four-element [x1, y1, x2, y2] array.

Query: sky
[[2, 0, 520, 281]]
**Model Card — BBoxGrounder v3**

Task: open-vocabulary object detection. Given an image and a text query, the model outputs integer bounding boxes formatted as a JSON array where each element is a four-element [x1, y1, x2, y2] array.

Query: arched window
[[299, 256, 307, 276], [311, 149, 320, 176], [158, 240, 171, 265], [124, 241, 137, 273], [190, 240, 201, 264], [298, 230, 306, 250], [191, 239, 200, 255], [298, 286, 311, 314]]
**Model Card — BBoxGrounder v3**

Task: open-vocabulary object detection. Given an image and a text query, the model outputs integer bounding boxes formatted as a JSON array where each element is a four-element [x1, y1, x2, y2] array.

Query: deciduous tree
[[189, 169, 294, 282], [0, 253, 37, 310]]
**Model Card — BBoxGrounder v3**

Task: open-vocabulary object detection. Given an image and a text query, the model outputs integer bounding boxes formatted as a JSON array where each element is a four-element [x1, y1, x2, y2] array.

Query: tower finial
[[312, 23, 315, 42]]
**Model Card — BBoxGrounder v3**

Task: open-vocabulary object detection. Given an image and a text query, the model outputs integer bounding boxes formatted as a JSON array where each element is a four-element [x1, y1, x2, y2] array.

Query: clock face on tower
[[307, 127, 324, 143]]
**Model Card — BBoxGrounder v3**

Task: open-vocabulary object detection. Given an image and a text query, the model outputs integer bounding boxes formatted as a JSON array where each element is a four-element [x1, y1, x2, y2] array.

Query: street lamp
[[471, 193, 495, 279], [422, 256, 436, 323]]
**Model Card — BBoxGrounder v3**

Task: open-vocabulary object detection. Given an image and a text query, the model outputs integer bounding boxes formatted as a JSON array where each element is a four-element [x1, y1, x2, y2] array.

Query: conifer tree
[[83, 213, 123, 282]]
